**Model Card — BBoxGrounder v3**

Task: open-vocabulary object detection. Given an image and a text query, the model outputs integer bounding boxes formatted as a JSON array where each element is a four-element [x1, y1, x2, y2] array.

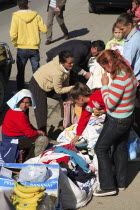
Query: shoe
[[118, 187, 125, 191], [64, 34, 69, 40], [45, 40, 52, 45], [93, 189, 117, 197]]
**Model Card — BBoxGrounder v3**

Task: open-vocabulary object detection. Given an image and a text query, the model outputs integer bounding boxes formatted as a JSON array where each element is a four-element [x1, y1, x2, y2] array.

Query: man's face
[[91, 47, 101, 56]]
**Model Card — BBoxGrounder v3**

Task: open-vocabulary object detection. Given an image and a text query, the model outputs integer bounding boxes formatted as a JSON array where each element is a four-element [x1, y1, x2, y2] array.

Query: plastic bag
[[18, 165, 50, 182], [37, 193, 55, 210], [128, 128, 140, 160]]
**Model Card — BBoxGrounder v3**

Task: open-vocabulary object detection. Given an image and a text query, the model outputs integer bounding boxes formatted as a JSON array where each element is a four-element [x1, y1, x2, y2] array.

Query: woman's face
[[116, 23, 132, 37], [101, 60, 114, 74], [61, 57, 74, 70], [19, 97, 31, 112], [113, 27, 123, 40]]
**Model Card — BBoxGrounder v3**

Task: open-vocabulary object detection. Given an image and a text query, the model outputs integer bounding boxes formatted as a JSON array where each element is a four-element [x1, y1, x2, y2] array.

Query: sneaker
[[45, 40, 52, 45], [118, 187, 125, 191], [64, 34, 69, 40], [93, 189, 117, 197]]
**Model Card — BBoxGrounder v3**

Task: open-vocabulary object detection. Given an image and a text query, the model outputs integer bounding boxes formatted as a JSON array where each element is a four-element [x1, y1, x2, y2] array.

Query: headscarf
[[7, 89, 36, 111]]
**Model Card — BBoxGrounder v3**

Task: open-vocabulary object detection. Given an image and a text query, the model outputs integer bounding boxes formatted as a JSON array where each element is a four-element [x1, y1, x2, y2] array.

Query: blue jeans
[[95, 114, 134, 190], [16, 48, 40, 90]]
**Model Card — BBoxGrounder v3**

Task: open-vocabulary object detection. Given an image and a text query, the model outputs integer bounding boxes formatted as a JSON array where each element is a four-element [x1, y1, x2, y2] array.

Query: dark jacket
[[46, 40, 92, 74], [47, 0, 67, 11]]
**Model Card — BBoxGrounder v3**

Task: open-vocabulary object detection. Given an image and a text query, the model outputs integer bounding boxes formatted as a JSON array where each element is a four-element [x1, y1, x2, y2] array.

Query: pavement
[[0, 0, 140, 209]]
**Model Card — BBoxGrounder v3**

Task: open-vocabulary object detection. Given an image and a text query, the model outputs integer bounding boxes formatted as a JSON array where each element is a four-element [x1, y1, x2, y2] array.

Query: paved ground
[[0, 0, 140, 209]]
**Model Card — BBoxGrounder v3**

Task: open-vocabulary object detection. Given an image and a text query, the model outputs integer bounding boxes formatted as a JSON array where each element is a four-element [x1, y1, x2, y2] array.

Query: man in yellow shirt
[[10, 0, 47, 91]]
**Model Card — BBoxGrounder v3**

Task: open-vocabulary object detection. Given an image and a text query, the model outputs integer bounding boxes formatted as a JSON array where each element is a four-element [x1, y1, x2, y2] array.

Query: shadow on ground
[[127, 161, 140, 187], [51, 28, 90, 44]]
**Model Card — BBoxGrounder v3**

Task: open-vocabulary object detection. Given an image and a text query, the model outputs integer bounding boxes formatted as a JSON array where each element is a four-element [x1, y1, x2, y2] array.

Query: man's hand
[[55, 7, 60, 12], [84, 72, 91, 79], [37, 130, 45, 136], [70, 135, 80, 144], [101, 71, 109, 86]]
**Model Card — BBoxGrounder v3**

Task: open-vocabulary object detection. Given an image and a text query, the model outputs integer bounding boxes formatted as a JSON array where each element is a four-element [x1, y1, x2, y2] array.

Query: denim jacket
[[123, 27, 140, 80]]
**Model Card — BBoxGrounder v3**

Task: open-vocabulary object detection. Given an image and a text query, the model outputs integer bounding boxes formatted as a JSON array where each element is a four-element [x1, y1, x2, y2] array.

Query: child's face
[[113, 27, 123, 40], [132, 2, 138, 10]]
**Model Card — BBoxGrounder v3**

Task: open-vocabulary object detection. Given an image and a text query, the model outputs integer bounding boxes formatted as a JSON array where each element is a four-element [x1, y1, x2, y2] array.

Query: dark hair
[[69, 82, 92, 100], [17, 0, 28, 9], [91, 40, 105, 52], [96, 49, 133, 79], [17, 97, 32, 107], [59, 50, 74, 63], [116, 13, 133, 26]]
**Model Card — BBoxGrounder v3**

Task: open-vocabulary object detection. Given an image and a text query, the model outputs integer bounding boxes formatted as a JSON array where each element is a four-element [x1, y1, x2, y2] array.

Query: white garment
[[86, 59, 112, 90], [49, 0, 56, 8], [7, 89, 36, 111], [57, 114, 105, 149], [111, 45, 124, 56]]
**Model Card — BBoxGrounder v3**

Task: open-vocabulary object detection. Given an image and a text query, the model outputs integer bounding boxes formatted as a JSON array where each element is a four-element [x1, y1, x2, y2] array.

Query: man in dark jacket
[[45, 0, 68, 45], [46, 39, 105, 84]]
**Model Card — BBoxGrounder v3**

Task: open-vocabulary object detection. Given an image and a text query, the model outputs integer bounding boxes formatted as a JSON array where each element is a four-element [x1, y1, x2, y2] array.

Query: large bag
[[59, 170, 92, 209]]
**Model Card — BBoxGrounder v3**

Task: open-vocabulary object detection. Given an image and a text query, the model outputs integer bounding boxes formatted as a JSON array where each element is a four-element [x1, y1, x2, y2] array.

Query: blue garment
[[0, 133, 25, 163], [54, 146, 91, 172], [17, 48, 40, 90], [123, 27, 140, 80]]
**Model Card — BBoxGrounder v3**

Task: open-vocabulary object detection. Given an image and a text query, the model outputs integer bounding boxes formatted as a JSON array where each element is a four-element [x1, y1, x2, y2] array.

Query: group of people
[[1, 0, 140, 198]]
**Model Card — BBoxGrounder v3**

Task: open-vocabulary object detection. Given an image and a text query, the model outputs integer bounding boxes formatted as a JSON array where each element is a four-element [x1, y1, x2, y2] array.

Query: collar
[[124, 27, 137, 42], [60, 64, 69, 73]]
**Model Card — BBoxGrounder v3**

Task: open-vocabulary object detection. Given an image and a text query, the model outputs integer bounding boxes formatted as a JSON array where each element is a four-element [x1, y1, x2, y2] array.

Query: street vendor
[[0, 89, 48, 163]]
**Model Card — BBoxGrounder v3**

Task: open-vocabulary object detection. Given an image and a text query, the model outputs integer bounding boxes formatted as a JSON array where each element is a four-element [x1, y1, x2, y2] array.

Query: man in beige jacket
[[29, 50, 74, 133]]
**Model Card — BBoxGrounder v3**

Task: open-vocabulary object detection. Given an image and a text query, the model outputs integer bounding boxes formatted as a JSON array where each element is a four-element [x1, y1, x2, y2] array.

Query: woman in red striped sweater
[[93, 49, 137, 197]]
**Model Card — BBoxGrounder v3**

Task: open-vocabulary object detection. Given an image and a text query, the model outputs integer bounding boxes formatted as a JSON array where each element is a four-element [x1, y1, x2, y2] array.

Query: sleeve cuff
[[78, 69, 87, 76], [101, 85, 109, 91]]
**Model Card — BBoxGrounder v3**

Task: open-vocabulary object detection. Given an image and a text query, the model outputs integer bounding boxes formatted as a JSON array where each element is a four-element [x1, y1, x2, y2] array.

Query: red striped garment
[[101, 71, 137, 118]]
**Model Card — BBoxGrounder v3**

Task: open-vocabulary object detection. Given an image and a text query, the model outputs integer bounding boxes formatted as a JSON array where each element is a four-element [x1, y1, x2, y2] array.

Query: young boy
[[10, 0, 47, 90]]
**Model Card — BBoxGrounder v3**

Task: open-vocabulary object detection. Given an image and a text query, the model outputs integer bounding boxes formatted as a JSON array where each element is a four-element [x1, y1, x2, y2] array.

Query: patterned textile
[[34, 136, 49, 157]]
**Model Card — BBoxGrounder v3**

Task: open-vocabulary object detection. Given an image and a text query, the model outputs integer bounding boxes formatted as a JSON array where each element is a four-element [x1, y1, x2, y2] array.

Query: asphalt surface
[[0, 0, 140, 209]]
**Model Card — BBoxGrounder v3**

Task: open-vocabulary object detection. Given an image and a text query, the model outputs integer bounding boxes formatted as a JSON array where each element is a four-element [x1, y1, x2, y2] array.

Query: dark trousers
[[47, 6, 68, 41], [29, 77, 48, 133], [95, 114, 134, 190], [16, 49, 40, 90], [18, 135, 37, 161]]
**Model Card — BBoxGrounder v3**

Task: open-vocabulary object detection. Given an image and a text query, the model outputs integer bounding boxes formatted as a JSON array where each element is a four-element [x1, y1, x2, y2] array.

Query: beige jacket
[[33, 56, 73, 94]]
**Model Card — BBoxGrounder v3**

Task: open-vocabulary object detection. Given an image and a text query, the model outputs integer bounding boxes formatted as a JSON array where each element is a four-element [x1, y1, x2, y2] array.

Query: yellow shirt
[[10, 10, 47, 49]]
